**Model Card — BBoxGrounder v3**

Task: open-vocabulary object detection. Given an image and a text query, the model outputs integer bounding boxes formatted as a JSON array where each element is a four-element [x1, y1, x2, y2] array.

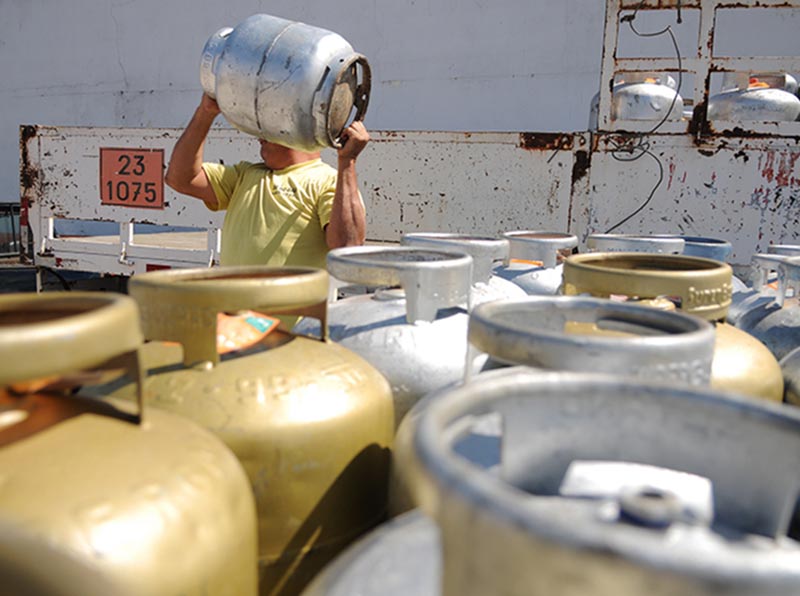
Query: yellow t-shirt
[[203, 158, 337, 269]]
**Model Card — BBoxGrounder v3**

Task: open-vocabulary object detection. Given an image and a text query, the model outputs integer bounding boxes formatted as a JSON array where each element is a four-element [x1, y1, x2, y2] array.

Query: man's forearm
[[326, 158, 367, 248], [165, 106, 217, 192]]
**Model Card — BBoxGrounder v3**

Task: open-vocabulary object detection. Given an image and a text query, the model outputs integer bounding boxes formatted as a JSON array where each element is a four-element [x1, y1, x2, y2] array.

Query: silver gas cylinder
[[673, 236, 732, 261], [200, 14, 370, 151], [309, 371, 800, 596], [302, 510, 439, 596], [387, 295, 717, 516], [782, 345, 800, 406], [587, 233, 685, 254], [589, 73, 684, 129], [738, 256, 800, 360], [708, 73, 800, 122], [561, 252, 785, 402], [293, 246, 477, 426], [400, 233, 526, 305], [493, 231, 578, 295], [0, 292, 258, 596]]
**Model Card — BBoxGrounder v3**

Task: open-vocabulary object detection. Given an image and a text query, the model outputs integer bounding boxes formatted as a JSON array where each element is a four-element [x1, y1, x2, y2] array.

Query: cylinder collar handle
[[562, 253, 734, 321], [199, 26, 234, 99], [680, 237, 733, 262], [468, 296, 715, 386], [327, 246, 473, 323], [129, 266, 330, 366], [0, 292, 145, 420], [768, 244, 800, 257], [777, 256, 800, 308], [402, 233, 509, 284], [410, 370, 800, 556], [587, 234, 685, 255], [328, 54, 371, 148], [751, 253, 788, 292], [503, 231, 578, 268]]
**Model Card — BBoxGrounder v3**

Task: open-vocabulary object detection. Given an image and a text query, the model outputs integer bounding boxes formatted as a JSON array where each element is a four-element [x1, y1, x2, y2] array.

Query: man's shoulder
[[235, 161, 266, 175]]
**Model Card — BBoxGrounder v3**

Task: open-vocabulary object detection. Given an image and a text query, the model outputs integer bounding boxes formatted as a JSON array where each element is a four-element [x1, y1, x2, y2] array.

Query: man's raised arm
[[326, 121, 369, 249], [165, 94, 221, 210]]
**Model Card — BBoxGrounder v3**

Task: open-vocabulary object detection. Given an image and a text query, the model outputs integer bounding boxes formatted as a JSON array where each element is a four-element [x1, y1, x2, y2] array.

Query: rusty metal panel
[[343, 131, 579, 241], [599, 0, 800, 137], [20, 125, 253, 272], [572, 133, 800, 264], [22, 126, 251, 228]]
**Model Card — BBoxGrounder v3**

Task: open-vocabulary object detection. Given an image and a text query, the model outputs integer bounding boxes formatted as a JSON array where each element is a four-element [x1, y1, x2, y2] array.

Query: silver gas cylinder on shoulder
[[493, 231, 578, 295], [401, 233, 526, 305], [200, 14, 370, 151]]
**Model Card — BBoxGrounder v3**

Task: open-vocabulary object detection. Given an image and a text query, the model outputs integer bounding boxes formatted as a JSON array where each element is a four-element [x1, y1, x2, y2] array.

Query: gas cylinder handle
[[468, 296, 716, 386], [0, 292, 145, 421], [402, 233, 509, 285], [562, 253, 733, 322], [768, 244, 800, 257], [199, 26, 234, 99], [409, 370, 800, 560], [504, 231, 578, 268], [587, 234, 685, 255], [329, 54, 371, 148], [327, 246, 473, 323], [679, 237, 733, 262], [776, 256, 800, 308], [129, 266, 330, 366], [751, 253, 788, 292]]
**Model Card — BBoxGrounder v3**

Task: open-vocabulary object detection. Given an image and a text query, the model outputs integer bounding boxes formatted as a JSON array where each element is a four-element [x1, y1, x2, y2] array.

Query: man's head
[[259, 140, 321, 170]]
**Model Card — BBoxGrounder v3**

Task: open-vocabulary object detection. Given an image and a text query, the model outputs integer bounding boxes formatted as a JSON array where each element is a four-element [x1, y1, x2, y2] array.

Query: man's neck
[[263, 147, 321, 170]]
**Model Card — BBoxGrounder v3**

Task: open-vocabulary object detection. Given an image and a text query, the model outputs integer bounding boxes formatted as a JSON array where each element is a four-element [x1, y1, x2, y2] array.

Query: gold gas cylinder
[[562, 252, 784, 401], [92, 267, 394, 596], [0, 292, 258, 596]]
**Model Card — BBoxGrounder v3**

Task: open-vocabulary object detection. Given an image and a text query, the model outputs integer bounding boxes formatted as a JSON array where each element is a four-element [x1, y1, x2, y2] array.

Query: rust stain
[[20, 125, 40, 192], [716, 1, 797, 7], [667, 160, 676, 190], [519, 133, 573, 152], [688, 101, 713, 142], [19, 125, 40, 232], [759, 151, 800, 187], [571, 150, 591, 187], [620, 0, 701, 8]]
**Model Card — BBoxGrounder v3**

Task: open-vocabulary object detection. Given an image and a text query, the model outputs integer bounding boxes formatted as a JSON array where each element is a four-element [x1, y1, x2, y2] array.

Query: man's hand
[[200, 94, 221, 118], [337, 121, 370, 162]]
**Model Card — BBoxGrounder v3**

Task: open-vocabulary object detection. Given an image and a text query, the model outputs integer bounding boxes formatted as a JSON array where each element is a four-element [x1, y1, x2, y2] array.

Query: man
[[165, 94, 369, 269]]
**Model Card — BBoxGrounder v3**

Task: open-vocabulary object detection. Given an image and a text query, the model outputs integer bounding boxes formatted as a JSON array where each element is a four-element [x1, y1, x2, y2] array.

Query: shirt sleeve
[[201, 161, 252, 211]]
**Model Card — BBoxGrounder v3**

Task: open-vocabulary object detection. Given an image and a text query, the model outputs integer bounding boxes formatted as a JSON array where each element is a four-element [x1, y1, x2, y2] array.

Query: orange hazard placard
[[100, 147, 164, 209]]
